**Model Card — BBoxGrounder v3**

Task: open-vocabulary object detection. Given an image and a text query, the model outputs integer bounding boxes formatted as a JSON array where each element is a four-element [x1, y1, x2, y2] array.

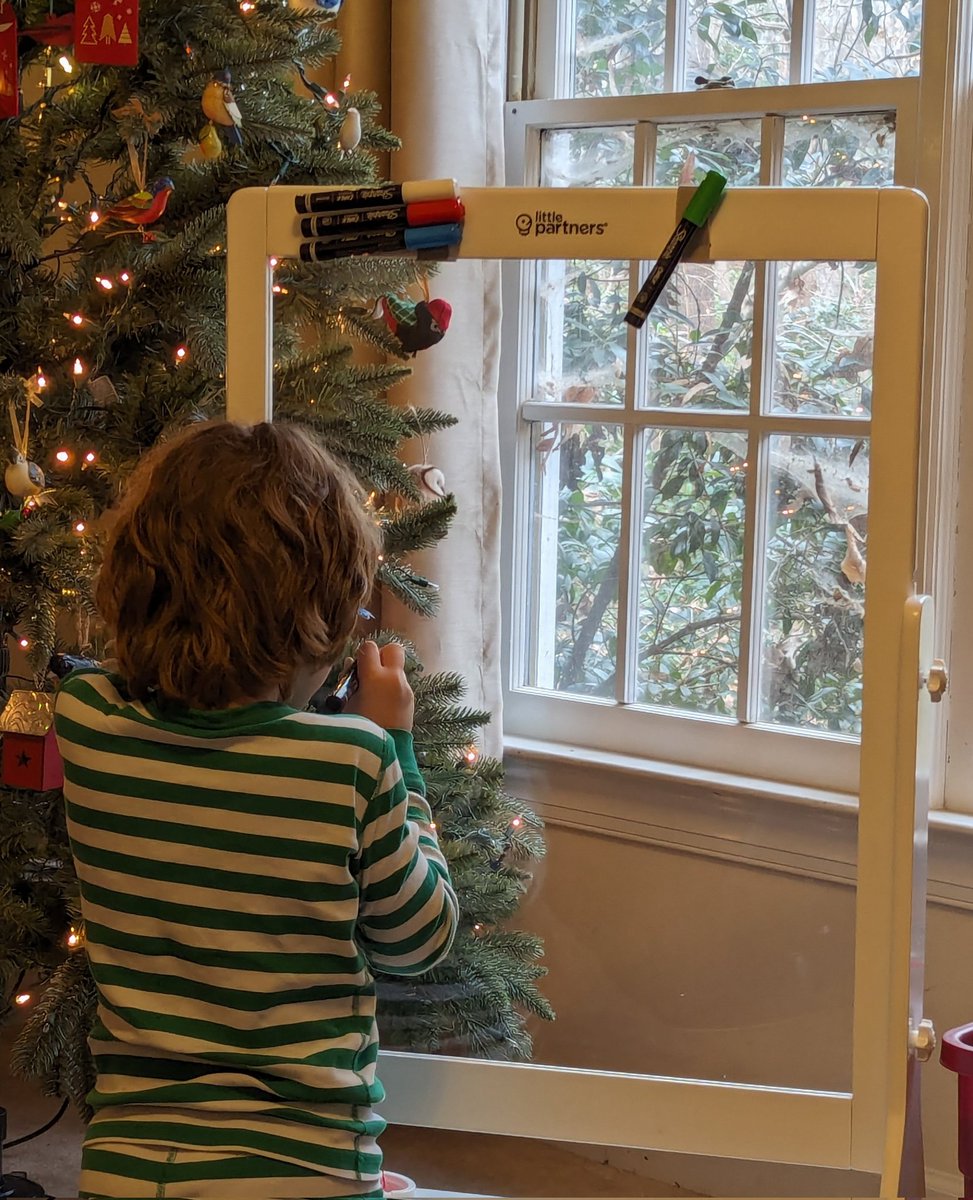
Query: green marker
[[624, 170, 727, 329]]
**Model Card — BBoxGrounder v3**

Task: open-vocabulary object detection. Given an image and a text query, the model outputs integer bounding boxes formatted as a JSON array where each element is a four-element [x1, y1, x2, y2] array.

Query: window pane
[[654, 119, 762, 187], [760, 434, 869, 734], [574, 0, 667, 99], [637, 428, 746, 715], [642, 261, 754, 411], [527, 422, 622, 697], [533, 259, 629, 405], [773, 262, 875, 417], [535, 129, 635, 406], [813, 0, 922, 82], [686, 0, 790, 90], [783, 112, 896, 187], [540, 127, 635, 189]]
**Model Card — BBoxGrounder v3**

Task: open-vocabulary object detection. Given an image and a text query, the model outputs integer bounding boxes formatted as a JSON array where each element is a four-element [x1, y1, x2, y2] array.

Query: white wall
[[512, 819, 971, 1196]]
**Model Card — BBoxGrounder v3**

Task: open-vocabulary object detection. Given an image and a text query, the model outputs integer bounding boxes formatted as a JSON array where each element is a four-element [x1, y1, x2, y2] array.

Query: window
[[503, 2, 930, 790]]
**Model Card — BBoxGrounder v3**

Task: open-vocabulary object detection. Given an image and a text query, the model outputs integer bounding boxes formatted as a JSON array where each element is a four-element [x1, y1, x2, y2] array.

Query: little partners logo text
[[515, 210, 608, 237]]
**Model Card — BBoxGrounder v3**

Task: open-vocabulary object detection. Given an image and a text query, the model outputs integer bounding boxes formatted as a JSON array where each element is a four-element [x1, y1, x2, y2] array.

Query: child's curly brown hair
[[96, 420, 380, 709]]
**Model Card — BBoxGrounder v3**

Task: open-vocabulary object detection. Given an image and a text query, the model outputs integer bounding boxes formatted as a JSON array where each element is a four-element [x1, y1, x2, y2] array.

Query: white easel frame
[[226, 185, 936, 1195]]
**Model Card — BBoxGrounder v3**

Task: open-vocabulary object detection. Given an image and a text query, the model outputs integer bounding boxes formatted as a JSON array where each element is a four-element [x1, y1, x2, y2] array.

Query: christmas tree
[[0, 0, 553, 1123]]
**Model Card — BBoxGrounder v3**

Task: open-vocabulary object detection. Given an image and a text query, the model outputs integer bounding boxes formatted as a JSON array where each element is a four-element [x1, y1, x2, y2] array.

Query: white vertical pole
[[851, 188, 928, 1188], [225, 187, 274, 424]]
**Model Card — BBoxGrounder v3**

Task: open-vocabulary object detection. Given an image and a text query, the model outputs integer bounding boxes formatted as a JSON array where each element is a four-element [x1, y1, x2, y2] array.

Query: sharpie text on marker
[[295, 178, 457, 215], [299, 222, 463, 263], [624, 170, 727, 329], [299, 197, 465, 239]]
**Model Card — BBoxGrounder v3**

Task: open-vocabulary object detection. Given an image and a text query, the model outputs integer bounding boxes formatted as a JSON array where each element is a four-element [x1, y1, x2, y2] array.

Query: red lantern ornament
[[0, 2, 19, 119], [0, 690, 64, 791], [75, 0, 139, 67]]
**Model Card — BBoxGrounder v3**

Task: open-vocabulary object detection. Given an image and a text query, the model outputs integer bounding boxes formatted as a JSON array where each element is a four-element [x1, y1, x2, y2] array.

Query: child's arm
[[356, 729, 457, 976]]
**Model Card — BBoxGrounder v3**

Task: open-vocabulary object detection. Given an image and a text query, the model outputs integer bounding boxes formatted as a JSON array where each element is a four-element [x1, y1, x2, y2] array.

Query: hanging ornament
[[202, 69, 243, 146], [22, 12, 74, 45], [5, 383, 46, 500], [288, 0, 342, 14], [0, 2, 19, 119], [380, 294, 452, 357], [74, 0, 139, 66], [197, 122, 223, 160], [338, 106, 361, 151], [98, 176, 175, 232], [0, 690, 64, 791], [408, 464, 447, 503], [88, 376, 119, 407]]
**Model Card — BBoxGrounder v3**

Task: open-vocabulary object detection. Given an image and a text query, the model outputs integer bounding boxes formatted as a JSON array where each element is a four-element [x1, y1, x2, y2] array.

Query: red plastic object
[[941, 1023, 973, 1197]]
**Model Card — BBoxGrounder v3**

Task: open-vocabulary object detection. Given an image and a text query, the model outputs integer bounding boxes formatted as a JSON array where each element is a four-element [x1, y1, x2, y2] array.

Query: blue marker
[[299, 222, 462, 263]]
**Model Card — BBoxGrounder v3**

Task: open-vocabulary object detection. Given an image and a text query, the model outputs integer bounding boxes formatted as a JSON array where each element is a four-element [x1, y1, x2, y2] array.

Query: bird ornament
[[202, 69, 243, 146], [101, 176, 175, 228], [380, 295, 452, 356]]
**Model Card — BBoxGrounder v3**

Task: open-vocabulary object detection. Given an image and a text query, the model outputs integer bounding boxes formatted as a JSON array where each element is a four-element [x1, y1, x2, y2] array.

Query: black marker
[[624, 171, 727, 329], [299, 198, 465, 239], [295, 179, 457, 215], [323, 664, 358, 713], [299, 222, 462, 263]]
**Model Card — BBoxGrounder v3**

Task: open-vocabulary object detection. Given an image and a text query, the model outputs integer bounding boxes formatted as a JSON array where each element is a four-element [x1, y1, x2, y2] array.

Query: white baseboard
[[926, 1165, 963, 1199]]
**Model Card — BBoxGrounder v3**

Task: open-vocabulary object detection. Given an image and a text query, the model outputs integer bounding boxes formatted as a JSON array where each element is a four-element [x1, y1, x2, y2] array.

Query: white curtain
[[340, 1, 507, 756]]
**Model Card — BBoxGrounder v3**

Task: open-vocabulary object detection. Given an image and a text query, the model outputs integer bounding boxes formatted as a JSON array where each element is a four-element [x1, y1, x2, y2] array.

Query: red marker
[[299, 198, 465, 239]]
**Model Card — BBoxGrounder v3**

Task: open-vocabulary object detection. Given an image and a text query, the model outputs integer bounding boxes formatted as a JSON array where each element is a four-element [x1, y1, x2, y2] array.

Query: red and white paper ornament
[[75, 0, 139, 67], [0, 2, 19, 119]]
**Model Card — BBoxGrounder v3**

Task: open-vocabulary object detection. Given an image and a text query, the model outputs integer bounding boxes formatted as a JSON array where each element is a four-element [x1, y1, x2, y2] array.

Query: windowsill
[[503, 736, 973, 908]]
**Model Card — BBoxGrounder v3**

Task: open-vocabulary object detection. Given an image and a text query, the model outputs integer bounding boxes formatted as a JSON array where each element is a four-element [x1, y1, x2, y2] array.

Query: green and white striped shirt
[[55, 668, 457, 1186]]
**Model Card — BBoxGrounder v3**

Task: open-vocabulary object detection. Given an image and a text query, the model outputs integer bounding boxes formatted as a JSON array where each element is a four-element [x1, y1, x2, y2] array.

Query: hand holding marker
[[624, 170, 727, 329]]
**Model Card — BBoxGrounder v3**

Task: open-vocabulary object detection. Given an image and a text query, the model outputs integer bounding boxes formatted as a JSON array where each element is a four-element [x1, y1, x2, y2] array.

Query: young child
[[54, 420, 458, 1200]]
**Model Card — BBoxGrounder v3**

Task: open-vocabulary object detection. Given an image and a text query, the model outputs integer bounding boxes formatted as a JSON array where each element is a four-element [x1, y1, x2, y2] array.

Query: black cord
[[1, 1099, 69, 1151]]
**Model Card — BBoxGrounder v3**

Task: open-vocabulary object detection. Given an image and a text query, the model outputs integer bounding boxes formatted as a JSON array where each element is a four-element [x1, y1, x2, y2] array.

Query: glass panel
[[655, 118, 762, 187], [534, 128, 635, 406], [526, 421, 623, 697], [642, 261, 754, 411], [637, 427, 746, 715], [574, 0, 667, 99], [783, 112, 896, 187], [686, 0, 790, 90], [540, 127, 635, 190], [773, 261, 875, 417], [760, 434, 869, 734], [813, 0, 922, 82]]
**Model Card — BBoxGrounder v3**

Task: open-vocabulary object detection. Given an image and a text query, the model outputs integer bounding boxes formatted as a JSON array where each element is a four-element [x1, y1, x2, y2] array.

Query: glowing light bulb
[[510, 816, 523, 829], [57, 200, 67, 210], [325, 93, 339, 109], [35, 370, 47, 389], [269, 256, 278, 267], [464, 747, 479, 765], [15, 993, 31, 1006], [272, 284, 282, 294], [73, 358, 84, 376], [75, 521, 86, 533], [84, 451, 96, 463], [175, 345, 187, 362], [96, 276, 113, 290], [342, 73, 352, 89], [89, 210, 100, 225], [58, 54, 74, 73], [67, 930, 80, 947], [70, 313, 84, 326], [55, 449, 70, 463], [473, 923, 483, 933], [19, 638, 29, 648], [119, 271, 131, 284]]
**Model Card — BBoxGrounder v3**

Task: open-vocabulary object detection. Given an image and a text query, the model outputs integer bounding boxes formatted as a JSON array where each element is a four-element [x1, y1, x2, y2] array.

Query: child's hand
[[345, 640, 415, 731]]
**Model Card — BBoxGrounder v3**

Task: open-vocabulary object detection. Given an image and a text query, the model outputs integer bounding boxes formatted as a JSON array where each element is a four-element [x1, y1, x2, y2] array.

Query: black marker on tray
[[295, 178, 457, 215], [624, 171, 727, 329]]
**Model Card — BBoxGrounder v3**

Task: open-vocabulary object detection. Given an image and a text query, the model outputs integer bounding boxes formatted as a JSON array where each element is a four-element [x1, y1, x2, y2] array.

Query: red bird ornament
[[101, 176, 175, 228]]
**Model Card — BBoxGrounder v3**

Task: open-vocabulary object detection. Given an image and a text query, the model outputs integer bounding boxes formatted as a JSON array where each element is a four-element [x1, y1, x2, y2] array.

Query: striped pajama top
[[54, 668, 458, 1187]]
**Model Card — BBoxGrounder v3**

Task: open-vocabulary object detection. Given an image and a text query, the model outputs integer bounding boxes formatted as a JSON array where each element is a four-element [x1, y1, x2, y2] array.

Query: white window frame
[[501, 1, 973, 811]]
